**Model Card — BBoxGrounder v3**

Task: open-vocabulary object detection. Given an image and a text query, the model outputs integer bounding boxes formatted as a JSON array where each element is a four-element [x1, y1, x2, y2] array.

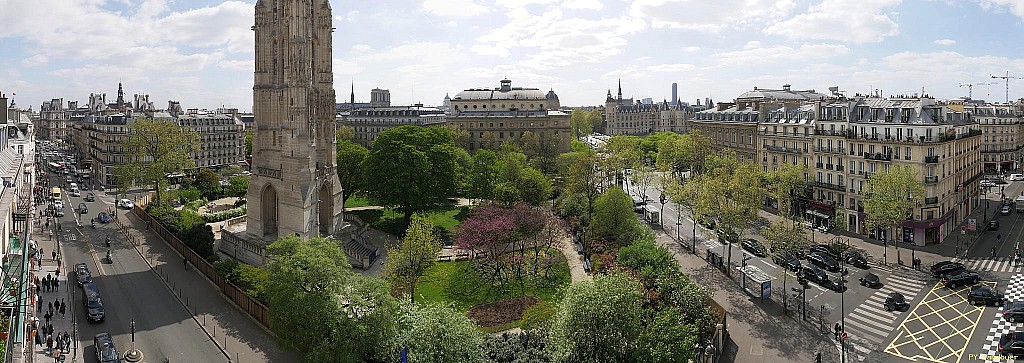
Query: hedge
[[202, 206, 247, 223]]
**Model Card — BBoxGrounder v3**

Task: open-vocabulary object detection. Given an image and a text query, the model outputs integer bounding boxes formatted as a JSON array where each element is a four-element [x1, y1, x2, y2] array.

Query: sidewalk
[[115, 209, 298, 362], [29, 220, 83, 363]]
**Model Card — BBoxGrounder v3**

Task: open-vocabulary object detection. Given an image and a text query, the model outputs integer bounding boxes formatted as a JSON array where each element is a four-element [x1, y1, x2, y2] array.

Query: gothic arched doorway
[[318, 183, 333, 236], [261, 184, 279, 240]]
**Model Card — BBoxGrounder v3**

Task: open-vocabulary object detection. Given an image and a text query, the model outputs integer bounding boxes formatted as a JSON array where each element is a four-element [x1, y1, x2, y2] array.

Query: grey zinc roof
[[736, 88, 825, 101], [453, 88, 548, 101]]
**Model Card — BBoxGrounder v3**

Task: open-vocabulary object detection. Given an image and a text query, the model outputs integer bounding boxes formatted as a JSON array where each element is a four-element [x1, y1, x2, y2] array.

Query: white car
[[1011, 174, 1024, 181], [981, 180, 995, 188], [117, 199, 134, 209]]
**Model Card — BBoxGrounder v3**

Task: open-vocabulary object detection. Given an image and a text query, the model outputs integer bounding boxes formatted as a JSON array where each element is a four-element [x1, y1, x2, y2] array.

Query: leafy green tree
[[766, 163, 808, 223], [569, 109, 601, 141], [336, 125, 355, 142], [864, 165, 925, 264], [494, 150, 551, 206], [698, 152, 766, 275], [336, 139, 369, 208], [235, 264, 269, 303], [639, 131, 681, 163], [177, 186, 202, 204], [468, 150, 499, 201], [225, 176, 249, 198], [761, 219, 807, 312], [588, 186, 644, 249], [193, 168, 222, 199], [601, 135, 642, 184], [549, 273, 644, 362], [245, 129, 253, 157], [561, 151, 601, 228], [364, 126, 462, 228], [617, 238, 679, 282], [117, 118, 200, 206], [382, 215, 443, 303], [394, 302, 486, 363], [480, 131, 499, 151], [522, 131, 563, 174], [217, 165, 244, 178], [266, 236, 399, 363], [485, 331, 552, 363], [635, 307, 699, 363], [655, 130, 713, 181]]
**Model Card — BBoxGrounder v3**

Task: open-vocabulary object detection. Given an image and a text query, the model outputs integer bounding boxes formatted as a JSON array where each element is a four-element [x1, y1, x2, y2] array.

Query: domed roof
[[546, 89, 559, 101], [452, 79, 548, 101]]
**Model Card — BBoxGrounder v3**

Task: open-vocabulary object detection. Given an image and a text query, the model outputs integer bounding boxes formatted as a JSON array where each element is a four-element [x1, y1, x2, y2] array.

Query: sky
[[1, 0, 1024, 112]]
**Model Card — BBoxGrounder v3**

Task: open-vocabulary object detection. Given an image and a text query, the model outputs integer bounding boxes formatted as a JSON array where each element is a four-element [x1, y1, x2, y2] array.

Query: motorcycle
[[90, 219, 96, 229], [105, 235, 110, 247], [105, 250, 112, 264]]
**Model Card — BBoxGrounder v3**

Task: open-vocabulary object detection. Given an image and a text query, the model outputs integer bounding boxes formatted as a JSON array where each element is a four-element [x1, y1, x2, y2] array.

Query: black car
[[78, 203, 88, 214], [1004, 302, 1024, 323], [75, 263, 92, 286], [85, 193, 95, 202], [884, 292, 909, 311], [716, 229, 740, 244], [772, 251, 802, 272], [696, 216, 716, 230], [827, 277, 847, 292], [991, 220, 1001, 230], [82, 282, 105, 323], [859, 272, 882, 288], [999, 332, 1024, 357], [943, 271, 980, 288], [845, 251, 869, 269], [808, 252, 841, 272], [742, 239, 767, 257], [632, 197, 646, 213], [931, 261, 966, 277], [93, 332, 122, 363], [809, 244, 841, 261], [799, 265, 829, 286], [968, 285, 1006, 306]]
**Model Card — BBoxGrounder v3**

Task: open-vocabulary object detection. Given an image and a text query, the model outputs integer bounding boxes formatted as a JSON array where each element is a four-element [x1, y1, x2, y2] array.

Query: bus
[[51, 187, 61, 201]]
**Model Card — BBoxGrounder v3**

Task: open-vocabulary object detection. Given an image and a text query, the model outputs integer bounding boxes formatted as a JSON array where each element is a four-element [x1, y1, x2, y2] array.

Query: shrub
[[177, 187, 202, 204], [214, 259, 241, 282], [520, 300, 554, 330], [236, 264, 269, 304], [617, 238, 679, 281], [202, 206, 247, 223]]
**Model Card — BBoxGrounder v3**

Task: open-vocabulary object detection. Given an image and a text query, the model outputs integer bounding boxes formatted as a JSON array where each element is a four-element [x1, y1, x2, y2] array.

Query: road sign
[[841, 332, 848, 342], [962, 226, 967, 235], [969, 219, 977, 230]]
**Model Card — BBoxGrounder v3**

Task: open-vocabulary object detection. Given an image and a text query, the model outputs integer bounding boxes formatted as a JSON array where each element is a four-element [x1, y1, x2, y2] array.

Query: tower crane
[[991, 71, 1024, 103], [959, 82, 996, 99]]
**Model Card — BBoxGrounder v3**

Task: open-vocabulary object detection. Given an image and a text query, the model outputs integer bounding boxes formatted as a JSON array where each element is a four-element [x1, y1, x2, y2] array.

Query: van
[[82, 282, 106, 323], [1012, 174, 1024, 181]]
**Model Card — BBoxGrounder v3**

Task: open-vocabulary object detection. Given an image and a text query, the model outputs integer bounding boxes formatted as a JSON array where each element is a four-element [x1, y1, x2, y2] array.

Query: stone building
[[961, 102, 1024, 173], [449, 79, 570, 153], [342, 105, 445, 148], [370, 88, 390, 108], [176, 110, 247, 169], [603, 80, 698, 136]]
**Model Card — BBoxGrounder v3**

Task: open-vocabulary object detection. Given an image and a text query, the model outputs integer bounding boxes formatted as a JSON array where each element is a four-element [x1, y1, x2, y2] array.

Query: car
[[772, 251, 802, 272], [93, 332, 122, 363], [117, 199, 134, 209], [632, 197, 646, 213], [799, 265, 830, 286], [1003, 206, 1013, 216], [696, 216, 716, 230], [53, 200, 63, 210], [808, 252, 841, 272], [982, 180, 995, 187], [82, 282, 105, 323], [996, 178, 1010, 185], [97, 212, 111, 224], [1012, 174, 1024, 181], [884, 292, 909, 311], [991, 220, 1001, 230], [809, 244, 841, 261], [741, 239, 767, 257], [85, 193, 95, 202], [1004, 302, 1024, 322], [845, 251, 869, 269], [859, 272, 882, 288], [75, 263, 92, 286], [55, 207, 64, 217], [716, 228, 740, 244], [65, 176, 72, 183], [78, 203, 88, 214], [81, 184, 90, 191], [827, 277, 847, 292], [71, 189, 81, 197], [968, 285, 1006, 306], [943, 270, 980, 288], [931, 261, 966, 277]]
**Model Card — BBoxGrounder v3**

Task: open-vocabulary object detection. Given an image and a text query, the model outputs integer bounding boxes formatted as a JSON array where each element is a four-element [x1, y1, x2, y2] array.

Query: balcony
[[825, 164, 833, 170], [924, 155, 939, 163], [865, 172, 875, 179], [924, 176, 938, 184], [815, 181, 846, 192], [862, 152, 893, 161], [813, 146, 846, 155], [816, 162, 824, 168], [814, 129, 844, 136], [836, 164, 845, 172], [925, 197, 939, 204], [765, 145, 803, 154]]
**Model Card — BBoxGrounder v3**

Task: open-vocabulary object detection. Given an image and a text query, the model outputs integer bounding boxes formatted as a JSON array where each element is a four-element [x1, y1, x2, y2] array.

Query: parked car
[[859, 272, 882, 288], [809, 244, 841, 261], [968, 285, 1006, 306], [632, 197, 646, 213], [75, 263, 92, 286], [1003, 302, 1024, 322], [93, 332, 121, 363], [943, 271, 980, 288], [97, 212, 111, 224], [982, 180, 995, 187], [85, 193, 95, 202], [1003, 206, 1013, 216], [82, 282, 106, 323], [741, 239, 767, 257], [808, 252, 841, 273], [991, 220, 1001, 230], [696, 216, 716, 230], [996, 178, 1010, 185], [716, 228, 740, 244], [772, 251, 802, 272], [931, 261, 966, 277], [827, 277, 847, 292], [1000, 332, 1024, 357], [884, 292, 909, 311], [799, 265, 829, 286], [845, 251, 869, 269], [117, 199, 133, 209]]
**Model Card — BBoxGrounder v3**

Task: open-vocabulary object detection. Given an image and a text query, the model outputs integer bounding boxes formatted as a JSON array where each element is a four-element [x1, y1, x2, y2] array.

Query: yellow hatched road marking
[[884, 280, 990, 362]]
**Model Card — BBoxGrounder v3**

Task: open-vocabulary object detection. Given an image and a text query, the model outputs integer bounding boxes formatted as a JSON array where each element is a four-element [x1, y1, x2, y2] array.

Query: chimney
[[783, 84, 791, 91], [0, 92, 7, 123]]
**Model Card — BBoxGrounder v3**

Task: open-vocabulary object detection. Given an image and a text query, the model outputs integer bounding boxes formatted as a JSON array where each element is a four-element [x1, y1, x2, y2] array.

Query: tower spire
[[350, 81, 355, 106], [617, 78, 622, 100]]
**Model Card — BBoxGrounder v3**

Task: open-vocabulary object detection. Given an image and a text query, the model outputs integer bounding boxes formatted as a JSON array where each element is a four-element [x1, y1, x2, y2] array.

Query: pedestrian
[[33, 328, 41, 346], [36, 299, 42, 313], [834, 322, 841, 341], [55, 265, 60, 278], [59, 300, 65, 319], [183, 256, 188, 270], [51, 250, 56, 262], [47, 302, 52, 315], [46, 334, 53, 355]]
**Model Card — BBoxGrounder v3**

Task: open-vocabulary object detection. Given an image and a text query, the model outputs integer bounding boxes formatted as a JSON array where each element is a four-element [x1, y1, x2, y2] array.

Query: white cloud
[[934, 38, 956, 45], [21, 54, 48, 67], [631, 0, 797, 32], [979, 0, 1024, 18], [563, 0, 604, 10], [421, 0, 488, 16], [495, 0, 560, 8], [351, 44, 372, 52], [683, 46, 701, 52], [712, 43, 851, 65], [647, 63, 697, 72], [218, 60, 254, 72], [764, 0, 901, 43]]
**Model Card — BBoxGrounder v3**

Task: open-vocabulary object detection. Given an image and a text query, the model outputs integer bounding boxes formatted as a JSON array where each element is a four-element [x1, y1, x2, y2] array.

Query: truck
[[1016, 196, 1024, 213]]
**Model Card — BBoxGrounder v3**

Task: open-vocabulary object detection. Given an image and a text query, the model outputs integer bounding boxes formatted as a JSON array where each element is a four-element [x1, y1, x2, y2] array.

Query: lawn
[[415, 251, 571, 313], [349, 205, 470, 237], [343, 194, 379, 209]]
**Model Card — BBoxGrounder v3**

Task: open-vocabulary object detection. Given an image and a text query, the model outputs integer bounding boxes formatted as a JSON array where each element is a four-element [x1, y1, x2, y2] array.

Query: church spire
[[116, 81, 125, 108], [617, 78, 622, 100], [350, 81, 355, 106]]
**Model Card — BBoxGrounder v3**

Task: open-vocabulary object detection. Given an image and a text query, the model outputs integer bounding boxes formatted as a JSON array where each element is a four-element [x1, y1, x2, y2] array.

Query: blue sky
[[1, 0, 1024, 111]]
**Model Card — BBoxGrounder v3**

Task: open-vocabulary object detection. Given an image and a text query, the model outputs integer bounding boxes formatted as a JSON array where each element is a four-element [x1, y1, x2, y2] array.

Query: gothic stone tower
[[247, 0, 342, 241]]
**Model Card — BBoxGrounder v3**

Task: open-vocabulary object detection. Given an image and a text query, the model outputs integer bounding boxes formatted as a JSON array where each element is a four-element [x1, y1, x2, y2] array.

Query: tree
[[601, 135, 642, 185], [484, 331, 552, 363], [522, 131, 562, 175], [244, 129, 253, 157], [265, 236, 399, 363], [336, 139, 369, 208], [382, 215, 443, 303], [454, 204, 558, 294], [480, 131, 499, 151], [560, 151, 602, 229], [569, 109, 601, 141], [493, 150, 551, 206], [117, 118, 200, 206], [193, 168, 222, 199], [217, 165, 244, 178], [225, 176, 249, 198], [549, 274, 644, 362], [394, 302, 486, 363], [762, 219, 808, 313], [588, 186, 645, 249], [468, 150, 499, 202], [336, 125, 355, 142], [698, 152, 766, 275], [766, 163, 808, 223], [655, 130, 713, 181], [635, 308, 699, 363], [864, 165, 925, 264], [364, 126, 461, 228], [617, 238, 679, 282]]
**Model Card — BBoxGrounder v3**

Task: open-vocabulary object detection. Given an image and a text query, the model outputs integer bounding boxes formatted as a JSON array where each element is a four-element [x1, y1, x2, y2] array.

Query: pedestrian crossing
[[840, 273, 926, 362], [979, 274, 1024, 361], [966, 257, 1024, 273], [62, 234, 76, 242]]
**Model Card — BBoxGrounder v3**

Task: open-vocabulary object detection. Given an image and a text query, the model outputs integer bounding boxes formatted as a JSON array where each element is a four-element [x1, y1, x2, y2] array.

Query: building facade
[[342, 105, 446, 148], [176, 110, 247, 169], [603, 81, 699, 136], [963, 103, 1024, 173], [449, 79, 571, 153]]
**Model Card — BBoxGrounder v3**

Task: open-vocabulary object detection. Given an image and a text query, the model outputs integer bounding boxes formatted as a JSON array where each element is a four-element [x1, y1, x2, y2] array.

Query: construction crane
[[991, 71, 1024, 103], [959, 82, 996, 99]]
